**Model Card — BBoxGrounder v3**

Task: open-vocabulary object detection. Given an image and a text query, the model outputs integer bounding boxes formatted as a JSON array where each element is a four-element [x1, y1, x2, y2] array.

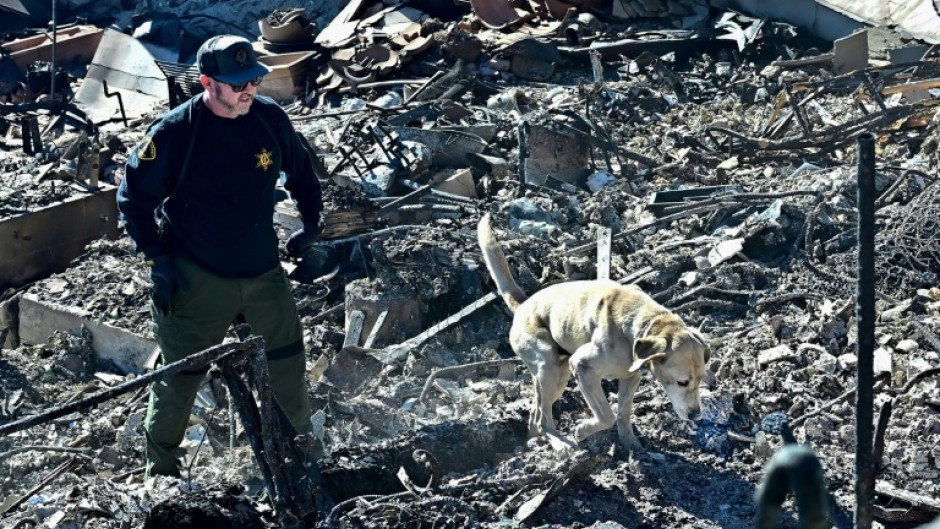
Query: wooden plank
[[873, 504, 934, 524], [363, 309, 388, 348], [0, 185, 120, 292], [399, 292, 497, 351], [619, 265, 654, 285], [344, 310, 366, 349], [353, 292, 499, 365], [771, 54, 834, 68], [881, 77, 940, 96], [2, 26, 103, 73], [274, 202, 377, 240], [876, 480, 940, 512]]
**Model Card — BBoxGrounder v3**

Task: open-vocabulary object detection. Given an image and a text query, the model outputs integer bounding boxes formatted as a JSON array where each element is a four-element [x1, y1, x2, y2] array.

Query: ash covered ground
[[2, 2, 940, 529]]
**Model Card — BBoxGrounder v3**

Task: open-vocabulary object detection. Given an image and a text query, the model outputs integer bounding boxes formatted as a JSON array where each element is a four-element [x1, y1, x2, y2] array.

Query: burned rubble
[[2, 0, 940, 528]]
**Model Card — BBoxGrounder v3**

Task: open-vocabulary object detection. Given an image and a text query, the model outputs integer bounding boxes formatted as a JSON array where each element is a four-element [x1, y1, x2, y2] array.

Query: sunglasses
[[216, 76, 264, 93]]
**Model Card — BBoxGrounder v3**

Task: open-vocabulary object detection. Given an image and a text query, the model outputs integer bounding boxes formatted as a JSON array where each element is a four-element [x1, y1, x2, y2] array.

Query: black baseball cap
[[196, 35, 271, 84]]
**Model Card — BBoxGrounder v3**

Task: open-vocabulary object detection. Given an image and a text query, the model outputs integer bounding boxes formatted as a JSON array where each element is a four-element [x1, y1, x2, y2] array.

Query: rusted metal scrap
[[313, 3, 433, 96], [330, 119, 431, 196], [408, 58, 475, 103], [698, 103, 920, 155], [470, 0, 533, 30]]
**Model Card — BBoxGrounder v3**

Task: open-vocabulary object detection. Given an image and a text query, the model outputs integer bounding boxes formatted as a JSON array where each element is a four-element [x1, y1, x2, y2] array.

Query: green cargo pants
[[144, 256, 312, 478]]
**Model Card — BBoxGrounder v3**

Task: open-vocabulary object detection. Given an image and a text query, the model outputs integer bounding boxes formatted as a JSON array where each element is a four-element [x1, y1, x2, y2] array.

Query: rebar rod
[[855, 133, 876, 529], [50, 0, 57, 98]]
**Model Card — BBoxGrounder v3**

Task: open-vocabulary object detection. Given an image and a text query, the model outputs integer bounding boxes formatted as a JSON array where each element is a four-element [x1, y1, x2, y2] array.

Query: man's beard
[[214, 84, 252, 115]]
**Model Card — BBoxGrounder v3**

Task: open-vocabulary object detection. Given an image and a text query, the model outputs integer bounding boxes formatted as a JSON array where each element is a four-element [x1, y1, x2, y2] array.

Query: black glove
[[147, 255, 189, 317], [286, 223, 322, 259], [289, 245, 341, 284]]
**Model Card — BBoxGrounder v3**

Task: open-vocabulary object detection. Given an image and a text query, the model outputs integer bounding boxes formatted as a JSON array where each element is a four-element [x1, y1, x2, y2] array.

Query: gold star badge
[[255, 148, 273, 171]]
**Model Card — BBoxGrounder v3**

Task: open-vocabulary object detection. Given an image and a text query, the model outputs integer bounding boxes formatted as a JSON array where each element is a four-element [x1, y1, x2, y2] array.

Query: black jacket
[[117, 94, 323, 278]]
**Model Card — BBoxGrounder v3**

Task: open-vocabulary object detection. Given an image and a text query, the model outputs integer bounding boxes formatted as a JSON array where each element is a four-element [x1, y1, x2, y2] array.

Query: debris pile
[[24, 238, 152, 336], [3, 1, 940, 528]]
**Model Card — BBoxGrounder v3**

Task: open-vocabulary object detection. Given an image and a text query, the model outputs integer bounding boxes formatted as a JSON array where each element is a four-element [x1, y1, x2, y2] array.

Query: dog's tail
[[478, 213, 528, 312]]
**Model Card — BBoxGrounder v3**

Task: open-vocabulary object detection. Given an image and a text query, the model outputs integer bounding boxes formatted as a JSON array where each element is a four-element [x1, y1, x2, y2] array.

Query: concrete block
[[18, 294, 156, 374]]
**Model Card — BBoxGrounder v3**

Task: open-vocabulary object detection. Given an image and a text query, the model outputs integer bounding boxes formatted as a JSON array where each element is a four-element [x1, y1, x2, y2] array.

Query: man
[[117, 35, 323, 477]]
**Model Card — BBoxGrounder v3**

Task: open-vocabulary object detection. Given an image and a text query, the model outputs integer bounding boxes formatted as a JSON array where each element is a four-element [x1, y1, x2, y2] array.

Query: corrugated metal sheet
[[884, 0, 940, 43], [721, 0, 863, 42], [820, 0, 940, 43], [818, 0, 887, 24], [721, 0, 940, 44]]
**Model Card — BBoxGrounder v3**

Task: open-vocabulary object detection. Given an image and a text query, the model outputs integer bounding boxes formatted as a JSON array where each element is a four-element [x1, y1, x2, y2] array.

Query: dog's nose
[[687, 409, 701, 421]]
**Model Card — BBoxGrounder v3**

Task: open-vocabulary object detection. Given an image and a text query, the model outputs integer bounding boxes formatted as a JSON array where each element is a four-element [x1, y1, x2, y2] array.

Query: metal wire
[[877, 180, 940, 290]]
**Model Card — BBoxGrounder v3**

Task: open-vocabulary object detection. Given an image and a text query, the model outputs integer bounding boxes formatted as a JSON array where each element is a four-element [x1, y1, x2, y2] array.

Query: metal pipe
[[50, 0, 57, 98], [517, 120, 529, 195], [855, 132, 876, 529], [101, 80, 128, 127]]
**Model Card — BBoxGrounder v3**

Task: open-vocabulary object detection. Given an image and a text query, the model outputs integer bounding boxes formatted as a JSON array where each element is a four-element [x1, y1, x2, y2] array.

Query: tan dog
[[478, 213, 711, 451]]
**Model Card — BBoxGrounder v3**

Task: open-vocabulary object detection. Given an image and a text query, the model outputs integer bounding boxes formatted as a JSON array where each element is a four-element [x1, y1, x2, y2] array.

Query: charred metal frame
[[695, 60, 940, 159]]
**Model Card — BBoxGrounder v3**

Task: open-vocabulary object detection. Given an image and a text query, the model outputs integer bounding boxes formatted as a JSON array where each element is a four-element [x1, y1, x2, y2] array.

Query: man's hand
[[289, 245, 340, 284], [286, 223, 321, 259], [147, 256, 189, 317]]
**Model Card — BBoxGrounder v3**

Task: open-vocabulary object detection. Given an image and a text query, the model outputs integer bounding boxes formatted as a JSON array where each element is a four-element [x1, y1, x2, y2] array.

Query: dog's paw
[[573, 421, 600, 442], [573, 424, 587, 442], [618, 433, 644, 454], [546, 432, 577, 451]]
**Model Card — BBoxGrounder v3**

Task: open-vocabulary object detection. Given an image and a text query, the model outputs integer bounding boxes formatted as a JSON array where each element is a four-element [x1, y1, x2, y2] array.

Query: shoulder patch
[[137, 136, 157, 161]]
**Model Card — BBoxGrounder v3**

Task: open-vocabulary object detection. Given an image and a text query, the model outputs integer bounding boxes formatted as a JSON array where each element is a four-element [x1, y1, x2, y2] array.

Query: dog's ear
[[689, 329, 712, 363], [630, 337, 668, 373]]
